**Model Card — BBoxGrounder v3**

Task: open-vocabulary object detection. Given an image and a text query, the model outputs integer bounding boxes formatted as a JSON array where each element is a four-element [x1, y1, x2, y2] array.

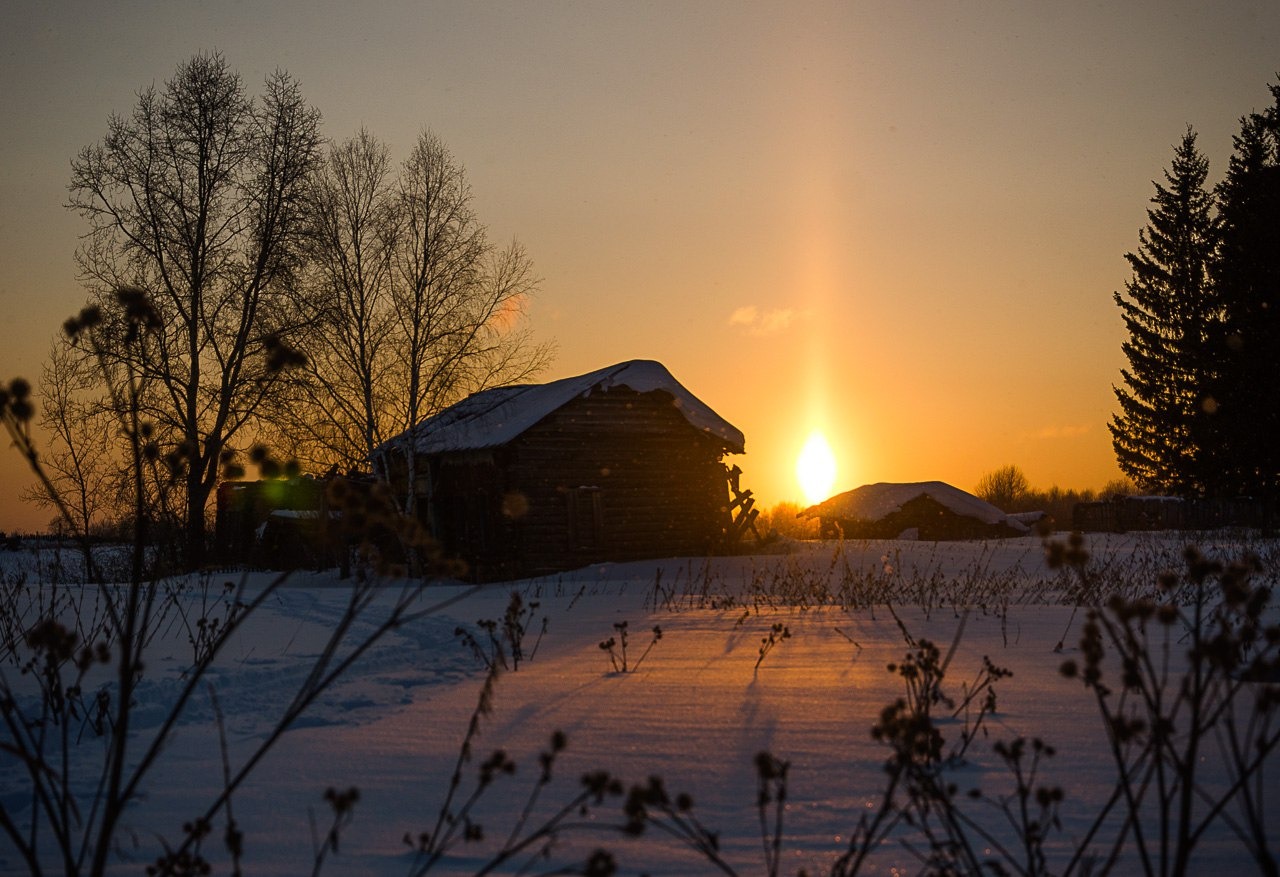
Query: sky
[[2, 1, 1279, 532]]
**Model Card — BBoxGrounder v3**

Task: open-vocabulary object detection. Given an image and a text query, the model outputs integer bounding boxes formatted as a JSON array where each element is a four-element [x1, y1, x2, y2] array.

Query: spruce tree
[[1209, 82, 1280, 500], [1110, 128, 1218, 495]]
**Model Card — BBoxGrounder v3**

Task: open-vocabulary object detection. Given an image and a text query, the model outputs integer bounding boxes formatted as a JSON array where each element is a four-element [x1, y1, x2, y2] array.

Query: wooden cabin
[[375, 360, 747, 581]]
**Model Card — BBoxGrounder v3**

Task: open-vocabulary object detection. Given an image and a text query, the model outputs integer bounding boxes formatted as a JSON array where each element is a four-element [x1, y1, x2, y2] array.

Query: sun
[[796, 431, 837, 506]]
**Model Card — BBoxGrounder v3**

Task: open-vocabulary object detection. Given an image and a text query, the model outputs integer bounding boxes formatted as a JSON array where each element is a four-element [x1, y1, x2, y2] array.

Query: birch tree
[[388, 131, 551, 515], [67, 53, 323, 566], [275, 130, 552, 512], [267, 130, 398, 472]]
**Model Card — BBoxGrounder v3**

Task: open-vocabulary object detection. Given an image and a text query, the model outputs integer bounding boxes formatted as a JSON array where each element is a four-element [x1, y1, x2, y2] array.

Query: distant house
[[800, 481, 1031, 541], [375, 360, 748, 581]]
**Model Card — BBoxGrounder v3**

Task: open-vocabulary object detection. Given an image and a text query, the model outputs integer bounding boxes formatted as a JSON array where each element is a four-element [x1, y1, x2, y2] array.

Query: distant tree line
[[974, 464, 1136, 529], [755, 501, 820, 540], [1111, 78, 1280, 503], [24, 53, 551, 566]]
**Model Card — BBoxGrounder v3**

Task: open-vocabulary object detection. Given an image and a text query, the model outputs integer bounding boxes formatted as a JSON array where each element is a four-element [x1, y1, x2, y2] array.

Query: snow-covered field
[[2, 533, 1277, 875]]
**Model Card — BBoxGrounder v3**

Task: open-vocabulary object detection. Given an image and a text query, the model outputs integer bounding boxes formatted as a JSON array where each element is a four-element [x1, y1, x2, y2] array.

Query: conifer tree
[[1110, 129, 1218, 494], [1209, 82, 1280, 500]]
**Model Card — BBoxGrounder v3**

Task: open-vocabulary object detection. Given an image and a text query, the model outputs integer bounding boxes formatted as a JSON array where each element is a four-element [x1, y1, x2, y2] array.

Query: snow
[[801, 481, 1029, 532], [268, 509, 322, 519], [374, 360, 746, 456], [2, 533, 1277, 875]]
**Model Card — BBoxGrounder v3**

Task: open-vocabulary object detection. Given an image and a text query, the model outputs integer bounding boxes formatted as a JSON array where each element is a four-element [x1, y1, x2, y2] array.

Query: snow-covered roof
[[800, 481, 1028, 532], [379, 360, 745, 456]]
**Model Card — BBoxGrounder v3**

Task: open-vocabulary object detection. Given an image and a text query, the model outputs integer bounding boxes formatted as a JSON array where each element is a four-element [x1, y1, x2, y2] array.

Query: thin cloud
[[729, 305, 798, 336], [1026, 424, 1091, 441]]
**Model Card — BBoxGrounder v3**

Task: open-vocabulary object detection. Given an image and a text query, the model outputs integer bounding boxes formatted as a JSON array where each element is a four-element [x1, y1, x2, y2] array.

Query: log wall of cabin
[[422, 387, 736, 580]]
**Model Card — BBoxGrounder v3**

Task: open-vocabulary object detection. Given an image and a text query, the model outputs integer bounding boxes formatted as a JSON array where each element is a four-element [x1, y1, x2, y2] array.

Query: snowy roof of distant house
[[800, 481, 1028, 532], [378, 359, 745, 456]]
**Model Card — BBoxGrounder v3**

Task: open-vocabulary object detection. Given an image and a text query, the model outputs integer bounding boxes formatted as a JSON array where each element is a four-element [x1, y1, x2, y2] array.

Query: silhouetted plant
[[753, 622, 791, 671], [310, 786, 360, 876], [865, 620, 1024, 873], [599, 620, 663, 673], [618, 533, 1279, 875], [455, 591, 547, 673], [753, 752, 790, 876], [164, 574, 243, 669], [1055, 538, 1280, 876], [0, 289, 473, 876], [619, 775, 737, 876], [503, 591, 547, 670], [588, 604, 1053, 876], [979, 737, 1064, 875], [403, 663, 626, 876]]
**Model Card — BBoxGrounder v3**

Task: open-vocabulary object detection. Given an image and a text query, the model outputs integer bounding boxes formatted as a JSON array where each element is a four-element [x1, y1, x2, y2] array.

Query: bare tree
[[387, 131, 552, 515], [1100, 476, 1138, 499], [274, 130, 552, 508], [19, 343, 122, 575], [266, 130, 398, 472], [67, 53, 323, 566], [974, 464, 1031, 511]]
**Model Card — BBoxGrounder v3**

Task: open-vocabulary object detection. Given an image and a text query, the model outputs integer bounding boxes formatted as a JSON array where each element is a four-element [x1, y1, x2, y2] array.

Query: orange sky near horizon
[[2, 1, 1279, 533]]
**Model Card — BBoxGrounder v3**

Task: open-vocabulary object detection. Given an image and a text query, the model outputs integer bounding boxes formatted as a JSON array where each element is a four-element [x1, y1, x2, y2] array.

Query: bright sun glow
[[796, 431, 837, 506]]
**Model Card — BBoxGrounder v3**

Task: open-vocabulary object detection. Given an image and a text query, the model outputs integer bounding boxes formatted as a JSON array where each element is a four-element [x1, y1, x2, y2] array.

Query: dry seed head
[[263, 332, 308, 372], [326, 478, 349, 503], [114, 286, 161, 329]]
